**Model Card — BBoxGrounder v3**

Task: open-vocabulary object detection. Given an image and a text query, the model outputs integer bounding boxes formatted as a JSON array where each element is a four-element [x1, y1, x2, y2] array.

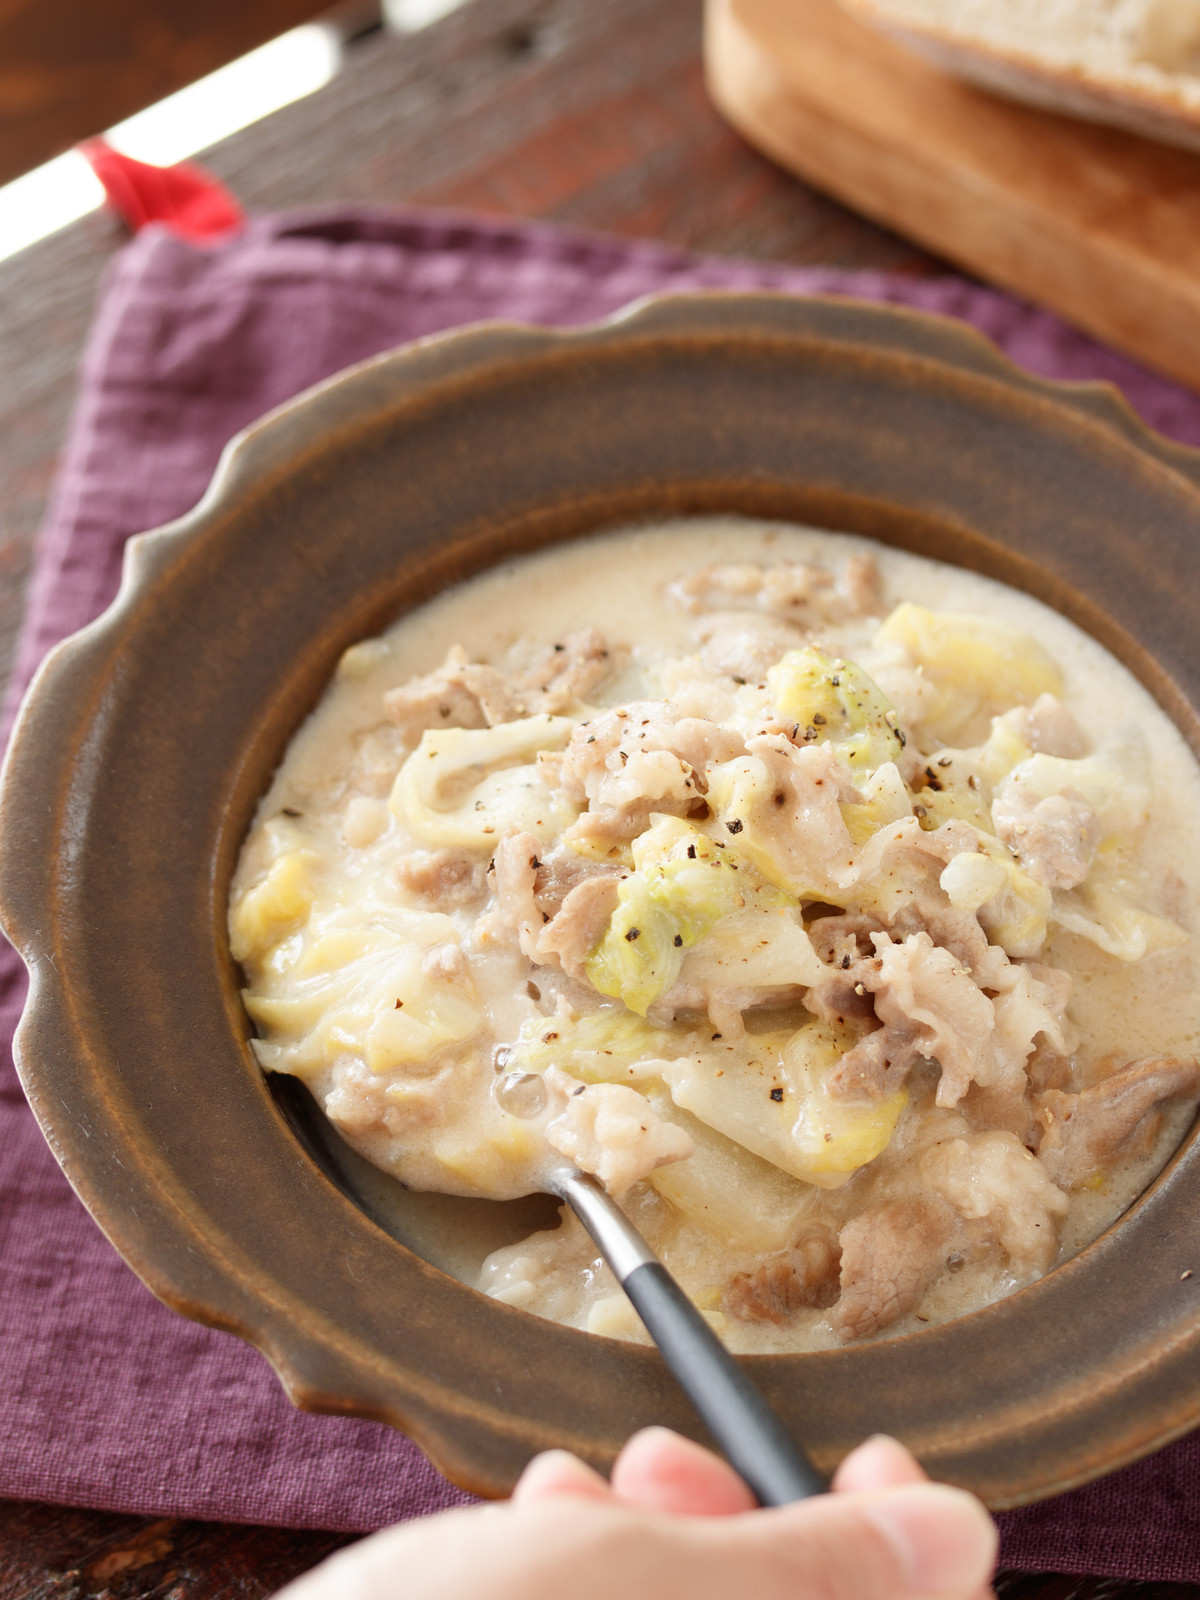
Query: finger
[[513, 1449, 613, 1505], [731, 1481, 997, 1600], [833, 1434, 929, 1494], [611, 1427, 757, 1516]]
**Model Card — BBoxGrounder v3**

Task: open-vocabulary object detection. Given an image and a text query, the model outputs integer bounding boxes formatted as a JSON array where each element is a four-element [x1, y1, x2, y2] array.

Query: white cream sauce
[[230, 519, 1200, 1352]]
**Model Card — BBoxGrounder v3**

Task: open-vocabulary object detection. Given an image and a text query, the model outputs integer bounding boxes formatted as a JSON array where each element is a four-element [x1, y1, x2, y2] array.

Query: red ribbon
[[79, 140, 244, 242]]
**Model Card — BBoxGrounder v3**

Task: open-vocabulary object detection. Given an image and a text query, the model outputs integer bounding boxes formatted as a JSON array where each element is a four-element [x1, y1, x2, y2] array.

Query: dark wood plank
[[1, 1491, 1197, 1600], [996, 1577, 1200, 1600], [0, 1497, 350, 1600], [0, 0, 337, 187]]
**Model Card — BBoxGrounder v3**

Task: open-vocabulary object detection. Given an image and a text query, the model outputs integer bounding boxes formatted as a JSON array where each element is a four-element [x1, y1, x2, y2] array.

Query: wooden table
[[0, 1, 1193, 1595]]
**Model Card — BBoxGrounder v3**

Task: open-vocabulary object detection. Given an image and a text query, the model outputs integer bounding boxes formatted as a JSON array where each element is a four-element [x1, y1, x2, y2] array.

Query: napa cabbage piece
[[678, 907, 824, 990], [1052, 867, 1189, 961], [876, 603, 1062, 746], [587, 1291, 729, 1341], [503, 1013, 821, 1245], [974, 715, 1035, 788], [584, 816, 805, 1015], [840, 760, 913, 845], [972, 843, 1053, 959], [915, 716, 1033, 824], [703, 756, 806, 894], [996, 737, 1151, 841], [244, 912, 480, 1076], [913, 780, 994, 836], [983, 733, 1182, 959], [390, 714, 577, 850], [645, 1097, 817, 1252], [661, 1019, 907, 1188], [504, 1007, 674, 1085], [704, 749, 860, 900], [430, 1100, 548, 1198], [230, 850, 320, 965], [940, 851, 1010, 914], [767, 647, 907, 773]]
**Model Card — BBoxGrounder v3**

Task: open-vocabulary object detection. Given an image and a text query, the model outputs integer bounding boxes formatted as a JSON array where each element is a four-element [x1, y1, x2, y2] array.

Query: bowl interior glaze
[[4, 294, 1200, 1507]]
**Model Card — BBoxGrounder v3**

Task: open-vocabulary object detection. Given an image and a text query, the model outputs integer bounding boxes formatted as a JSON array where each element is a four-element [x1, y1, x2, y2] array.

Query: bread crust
[[841, 0, 1200, 155]]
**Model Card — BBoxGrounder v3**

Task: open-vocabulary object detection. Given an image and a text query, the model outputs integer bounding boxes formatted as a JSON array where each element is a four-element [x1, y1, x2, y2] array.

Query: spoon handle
[[555, 1167, 825, 1506]]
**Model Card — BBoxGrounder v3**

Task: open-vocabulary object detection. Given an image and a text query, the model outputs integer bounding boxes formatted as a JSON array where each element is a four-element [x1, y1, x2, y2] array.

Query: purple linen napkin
[[4, 205, 1200, 1579]]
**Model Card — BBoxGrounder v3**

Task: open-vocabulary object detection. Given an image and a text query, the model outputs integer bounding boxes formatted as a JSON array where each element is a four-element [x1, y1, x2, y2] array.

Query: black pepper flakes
[[281, 807, 301, 818], [725, 818, 744, 834], [625, 927, 641, 941], [687, 844, 697, 859], [673, 934, 683, 947], [769, 1087, 784, 1102]]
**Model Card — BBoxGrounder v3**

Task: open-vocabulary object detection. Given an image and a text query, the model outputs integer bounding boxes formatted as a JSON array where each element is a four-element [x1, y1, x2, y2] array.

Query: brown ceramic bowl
[[4, 293, 1200, 1509]]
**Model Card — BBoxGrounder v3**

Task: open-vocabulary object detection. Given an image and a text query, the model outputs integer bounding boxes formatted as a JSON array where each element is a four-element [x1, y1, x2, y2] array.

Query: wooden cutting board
[[705, 0, 1200, 391]]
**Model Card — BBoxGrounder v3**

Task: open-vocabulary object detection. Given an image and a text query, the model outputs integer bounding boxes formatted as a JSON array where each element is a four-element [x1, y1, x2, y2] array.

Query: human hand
[[279, 1428, 996, 1600]]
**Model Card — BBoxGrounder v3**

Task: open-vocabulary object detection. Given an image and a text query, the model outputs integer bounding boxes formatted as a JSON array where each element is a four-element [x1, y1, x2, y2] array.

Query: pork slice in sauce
[[739, 735, 861, 897], [558, 702, 745, 803], [491, 832, 623, 981], [826, 1023, 927, 1102], [530, 846, 624, 919], [807, 912, 889, 967], [830, 1196, 957, 1342], [543, 1074, 693, 1195], [694, 612, 806, 683], [992, 780, 1098, 890], [1004, 693, 1088, 759], [921, 1130, 1068, 1276], [724, 1228, 842, 1325], [888, 900, 990, 975], [516, 627, 613, 713], [804, 912, 888, 1023], [556, 702, 744, 848], [865, 932, 994, 1108], [490, 832, 546, 961], [384, 647, 519, 741], [1035, 1056, 1200, 1190], [385, 630, 614, 746], [668, 554, 884, 624], [394, 849, 488, 908], [536, 876, 621, 982]]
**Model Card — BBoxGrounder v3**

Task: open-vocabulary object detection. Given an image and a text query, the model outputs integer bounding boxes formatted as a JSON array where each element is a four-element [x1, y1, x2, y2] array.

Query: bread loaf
[[840, 0, 1200, 153]]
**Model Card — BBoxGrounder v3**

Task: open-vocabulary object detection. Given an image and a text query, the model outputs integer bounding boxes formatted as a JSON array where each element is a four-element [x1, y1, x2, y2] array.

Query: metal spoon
[[548, 1163, 825, 1506]]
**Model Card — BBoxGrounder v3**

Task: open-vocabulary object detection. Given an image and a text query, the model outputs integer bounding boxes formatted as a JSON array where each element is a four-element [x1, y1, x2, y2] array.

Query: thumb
[[732, 1481, 997, 1600]]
